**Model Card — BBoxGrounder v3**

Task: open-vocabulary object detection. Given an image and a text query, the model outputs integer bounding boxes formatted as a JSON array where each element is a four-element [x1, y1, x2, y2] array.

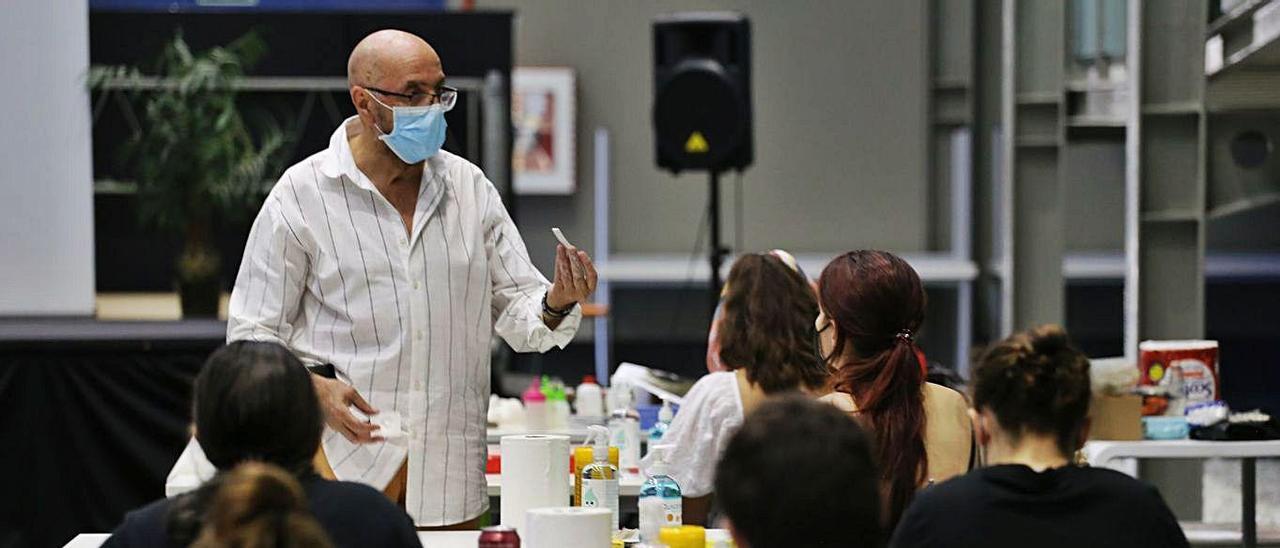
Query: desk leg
[[1243, 457, 1256, 548]]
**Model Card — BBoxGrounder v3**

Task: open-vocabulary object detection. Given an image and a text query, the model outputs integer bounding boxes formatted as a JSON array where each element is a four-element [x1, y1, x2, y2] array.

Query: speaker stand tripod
[[707, 169, 728, 312]]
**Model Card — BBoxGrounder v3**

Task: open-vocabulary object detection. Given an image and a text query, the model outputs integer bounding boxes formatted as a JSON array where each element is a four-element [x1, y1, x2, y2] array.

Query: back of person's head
[[717, 251, 827, 393], [715, 396, 882, 548], [194, 341, 323, 475], [972, 324, 1092, 456], [192, 462, 333, 548], [817, 250, 927, 525]]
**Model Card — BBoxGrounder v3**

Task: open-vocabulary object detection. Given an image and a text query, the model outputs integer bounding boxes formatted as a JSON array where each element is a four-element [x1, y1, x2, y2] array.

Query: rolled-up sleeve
[[482, 182, 581, 352], [227, 192, 312, 353]]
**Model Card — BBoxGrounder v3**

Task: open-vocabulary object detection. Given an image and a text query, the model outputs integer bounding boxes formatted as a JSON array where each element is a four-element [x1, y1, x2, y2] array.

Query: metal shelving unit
[[1124, 0, 1210, 358], [999, 0, 1069, 336]]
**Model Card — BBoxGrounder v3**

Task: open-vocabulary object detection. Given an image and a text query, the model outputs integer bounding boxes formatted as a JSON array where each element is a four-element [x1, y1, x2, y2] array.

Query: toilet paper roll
[[525, 507, 612, 548], [499, 434, 571, 533]]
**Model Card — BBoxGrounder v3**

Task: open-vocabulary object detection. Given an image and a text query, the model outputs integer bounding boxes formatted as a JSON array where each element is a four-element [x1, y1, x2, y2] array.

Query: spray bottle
[[608, 385, 642, 473], [639, 444, 682, 543], [648, 398, 675, 446], [580, 425, 620, 530]]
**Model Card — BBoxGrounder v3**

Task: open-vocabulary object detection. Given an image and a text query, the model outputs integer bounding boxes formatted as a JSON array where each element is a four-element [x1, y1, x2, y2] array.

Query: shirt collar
[[319, 116, 441, 194]]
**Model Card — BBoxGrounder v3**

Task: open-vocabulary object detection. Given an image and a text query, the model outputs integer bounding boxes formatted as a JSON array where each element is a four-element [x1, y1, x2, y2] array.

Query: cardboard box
[[1089, 394, 1143, 441]]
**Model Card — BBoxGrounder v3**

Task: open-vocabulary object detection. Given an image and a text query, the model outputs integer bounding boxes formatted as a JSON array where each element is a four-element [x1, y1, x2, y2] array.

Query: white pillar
[[0, 0, 95, 315]]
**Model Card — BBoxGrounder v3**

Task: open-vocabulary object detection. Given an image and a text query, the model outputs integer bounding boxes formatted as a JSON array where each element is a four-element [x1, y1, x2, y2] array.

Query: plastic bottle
[[544, 379, 570, 431], [575, 375, 605, 419], [648, 399, 674, 445], [658, 525, 705, 548], [608, 386, 642, 474], [580, 425, 620, 530], [639, 445, 682, 543], [573, 444, 619, 506], [522, 378, 547, 432]]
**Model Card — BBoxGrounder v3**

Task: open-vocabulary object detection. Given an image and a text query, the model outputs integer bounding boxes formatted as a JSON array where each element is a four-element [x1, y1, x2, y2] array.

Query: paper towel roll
[[500, 434, 571, 533], [525, 507, 612, 548]]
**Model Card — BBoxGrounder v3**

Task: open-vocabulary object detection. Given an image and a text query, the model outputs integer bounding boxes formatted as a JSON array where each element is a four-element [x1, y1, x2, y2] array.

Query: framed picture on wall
[[512, 67, 575, 195]]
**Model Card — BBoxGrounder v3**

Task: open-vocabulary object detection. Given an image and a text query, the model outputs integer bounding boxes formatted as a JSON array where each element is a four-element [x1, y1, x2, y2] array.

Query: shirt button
[[415, 331, 423, 341], [413, 281, 421, 290], [400, 237, 408, 246]]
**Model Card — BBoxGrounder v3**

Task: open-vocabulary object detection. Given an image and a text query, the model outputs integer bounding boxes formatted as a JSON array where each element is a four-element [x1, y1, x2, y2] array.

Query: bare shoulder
[[924, 382, 969, 409], [818, 391, 858, 413], [926, 384, 962, 404]]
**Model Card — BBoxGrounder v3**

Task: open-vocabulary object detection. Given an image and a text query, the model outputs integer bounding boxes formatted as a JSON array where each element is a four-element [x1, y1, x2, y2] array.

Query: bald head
[[347, 29, 443, 89]]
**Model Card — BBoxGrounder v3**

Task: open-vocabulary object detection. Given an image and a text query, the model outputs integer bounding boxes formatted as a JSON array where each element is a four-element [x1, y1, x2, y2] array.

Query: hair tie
[[895, 330, 914, 343]]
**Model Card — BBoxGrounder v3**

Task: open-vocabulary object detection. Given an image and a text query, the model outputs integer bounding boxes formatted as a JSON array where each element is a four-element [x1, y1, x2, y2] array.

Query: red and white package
[[1139, 340, 1220, 404]]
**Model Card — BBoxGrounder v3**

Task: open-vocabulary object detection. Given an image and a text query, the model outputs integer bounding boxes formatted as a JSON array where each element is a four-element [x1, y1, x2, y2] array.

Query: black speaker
[[653, 12, 753, 173]]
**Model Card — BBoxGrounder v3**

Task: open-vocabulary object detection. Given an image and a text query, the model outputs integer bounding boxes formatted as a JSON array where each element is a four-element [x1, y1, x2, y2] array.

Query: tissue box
[[1089, 394, 1143, 440]]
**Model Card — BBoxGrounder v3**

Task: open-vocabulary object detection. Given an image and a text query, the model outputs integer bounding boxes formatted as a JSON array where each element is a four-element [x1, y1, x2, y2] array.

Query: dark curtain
[[0, 344, 213, 548]]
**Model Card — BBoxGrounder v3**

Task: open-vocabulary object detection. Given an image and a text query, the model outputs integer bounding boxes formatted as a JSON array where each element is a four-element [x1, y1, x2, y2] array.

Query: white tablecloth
[[64, 529, 733, 548]]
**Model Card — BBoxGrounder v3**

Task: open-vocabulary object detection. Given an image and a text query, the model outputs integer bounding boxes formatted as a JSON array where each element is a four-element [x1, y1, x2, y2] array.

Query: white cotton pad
[[359, 411, 406, 440], [552, 227, 573, 248]]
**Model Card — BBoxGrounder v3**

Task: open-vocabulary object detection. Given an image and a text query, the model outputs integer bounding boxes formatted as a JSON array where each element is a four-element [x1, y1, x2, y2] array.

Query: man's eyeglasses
[[365, 85, 458, 110]]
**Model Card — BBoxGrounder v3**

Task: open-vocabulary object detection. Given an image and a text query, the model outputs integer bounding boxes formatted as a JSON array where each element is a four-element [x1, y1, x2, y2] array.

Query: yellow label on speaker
[[685, 131, 709, 154]]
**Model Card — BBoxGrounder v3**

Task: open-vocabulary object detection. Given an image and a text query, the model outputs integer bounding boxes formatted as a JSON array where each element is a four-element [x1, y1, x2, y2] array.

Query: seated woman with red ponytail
[[816, 250, 973, 529]]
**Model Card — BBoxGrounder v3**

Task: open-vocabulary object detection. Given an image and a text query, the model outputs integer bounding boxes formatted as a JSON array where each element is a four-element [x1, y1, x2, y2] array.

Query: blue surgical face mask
[[367, 91, 447, 164]]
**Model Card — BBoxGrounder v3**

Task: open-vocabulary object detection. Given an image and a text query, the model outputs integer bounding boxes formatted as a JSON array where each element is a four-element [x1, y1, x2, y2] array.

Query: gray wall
[[471, 0, 932, 274], [1065, 140, 1126, 251], [0, 0, 95, 315]]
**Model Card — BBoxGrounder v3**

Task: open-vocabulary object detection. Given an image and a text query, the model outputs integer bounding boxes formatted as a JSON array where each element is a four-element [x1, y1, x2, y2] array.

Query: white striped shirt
[[227, 117, 581, 526]]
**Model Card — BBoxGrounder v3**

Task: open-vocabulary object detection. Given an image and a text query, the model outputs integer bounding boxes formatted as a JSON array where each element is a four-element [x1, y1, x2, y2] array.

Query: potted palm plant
[[92, 32, 284, 317]]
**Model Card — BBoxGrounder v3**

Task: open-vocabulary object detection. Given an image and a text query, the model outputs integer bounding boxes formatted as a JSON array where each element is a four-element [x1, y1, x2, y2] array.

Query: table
[[169, 438, 645, 500], [1083, 440, 1280, 548], [485, 472, 644, 498], [65, 529, 733, 547]]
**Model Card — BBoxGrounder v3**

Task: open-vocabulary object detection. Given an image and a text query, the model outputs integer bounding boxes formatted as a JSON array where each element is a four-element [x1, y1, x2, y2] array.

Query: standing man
[[227, 29, 596, 529]]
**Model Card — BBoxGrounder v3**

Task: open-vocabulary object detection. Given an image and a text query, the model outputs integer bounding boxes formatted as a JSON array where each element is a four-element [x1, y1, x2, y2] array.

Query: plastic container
[[608, 388, 642, 474], [1142, 416, 1190, 440], [575, 375, 605, 418], [639, 445, 682, 543], [573, 445, 620, 506], [522, 379, 547, 432], [546, 380, 570, 431], [580, 425, 620, 530], [648, 399, 675, 445], [658, 525, 705, 548]]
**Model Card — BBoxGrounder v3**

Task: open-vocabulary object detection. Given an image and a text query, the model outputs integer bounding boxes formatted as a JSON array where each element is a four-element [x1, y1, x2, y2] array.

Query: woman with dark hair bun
[[816, 250, 973, 529], [105, 341, 421, 548], [891, 325, 1188, 548], [643, 250, 830, 526]]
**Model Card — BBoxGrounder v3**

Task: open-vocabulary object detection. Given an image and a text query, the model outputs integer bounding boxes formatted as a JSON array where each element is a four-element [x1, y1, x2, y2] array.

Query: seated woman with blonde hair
[[645, 250, 829, 525]]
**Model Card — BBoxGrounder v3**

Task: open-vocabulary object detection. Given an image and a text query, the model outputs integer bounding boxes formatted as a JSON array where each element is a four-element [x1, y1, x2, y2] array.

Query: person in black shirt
[[715, 396, 883, 548], [185, 461, 333, 547], [891, 325, 1189, 548], [105, 341, 421, 548]]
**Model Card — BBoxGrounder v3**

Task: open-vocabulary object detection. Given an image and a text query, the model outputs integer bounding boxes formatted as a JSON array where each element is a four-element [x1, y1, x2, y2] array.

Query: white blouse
[[641, 371, 744, 497]]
